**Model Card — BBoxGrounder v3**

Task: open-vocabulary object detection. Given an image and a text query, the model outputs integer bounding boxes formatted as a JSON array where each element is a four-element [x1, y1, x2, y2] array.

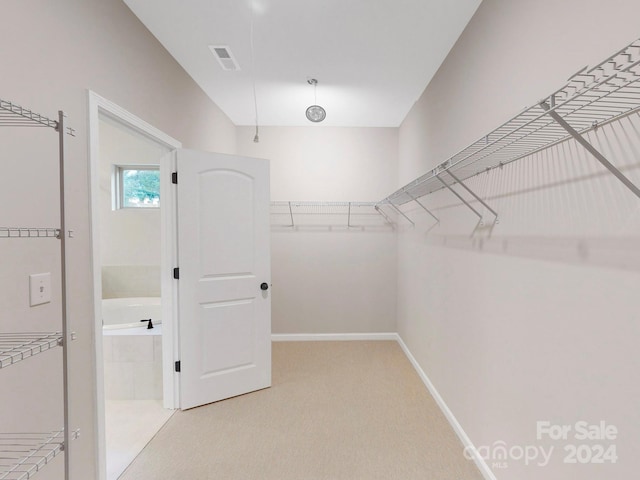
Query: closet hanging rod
[[382, 37, 640, 206]]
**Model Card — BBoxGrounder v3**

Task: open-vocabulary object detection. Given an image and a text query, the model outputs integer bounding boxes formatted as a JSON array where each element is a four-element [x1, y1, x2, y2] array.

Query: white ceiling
[[123, 0, 482, 127]]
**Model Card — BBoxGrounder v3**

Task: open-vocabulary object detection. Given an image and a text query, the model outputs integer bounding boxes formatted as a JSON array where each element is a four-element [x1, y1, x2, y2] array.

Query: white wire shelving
[[0, 101, 65, 240], [0, 228, 61, 239], [1, 98, 75, 480], [381, 37, 640, 222], [0, 333, 63, 369], [270, 201, 394, 227], [0, 99, 74, 136], [0, 431, 64, 480], [0, 100, 58, 129]]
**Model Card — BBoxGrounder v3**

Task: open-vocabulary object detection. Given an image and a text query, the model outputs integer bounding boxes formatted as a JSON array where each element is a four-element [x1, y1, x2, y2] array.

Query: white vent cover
[[208, 45, 240, 71]]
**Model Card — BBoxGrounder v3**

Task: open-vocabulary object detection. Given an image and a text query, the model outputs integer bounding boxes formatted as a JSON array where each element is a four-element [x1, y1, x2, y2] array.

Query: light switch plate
[[29, 273, 51, 307]]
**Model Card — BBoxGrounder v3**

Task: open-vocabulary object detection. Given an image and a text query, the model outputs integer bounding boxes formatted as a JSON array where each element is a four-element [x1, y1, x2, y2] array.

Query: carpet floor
[[120, 341, 483, 480]]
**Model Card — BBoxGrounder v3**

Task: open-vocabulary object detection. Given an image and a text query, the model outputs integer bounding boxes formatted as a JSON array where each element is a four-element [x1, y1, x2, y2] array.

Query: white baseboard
[[395, 335, 496, 480], [271, 331, 495, 479], [271, 332, 399, 342]]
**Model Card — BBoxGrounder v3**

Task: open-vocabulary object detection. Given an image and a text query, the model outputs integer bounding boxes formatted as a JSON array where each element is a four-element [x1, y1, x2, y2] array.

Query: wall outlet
[[29, 273, 51, 307]]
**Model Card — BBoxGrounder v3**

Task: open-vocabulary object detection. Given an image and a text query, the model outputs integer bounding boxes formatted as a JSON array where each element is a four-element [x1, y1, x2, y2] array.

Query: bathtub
[[102, 297, 164, 401], [102, 297, 162, 336]]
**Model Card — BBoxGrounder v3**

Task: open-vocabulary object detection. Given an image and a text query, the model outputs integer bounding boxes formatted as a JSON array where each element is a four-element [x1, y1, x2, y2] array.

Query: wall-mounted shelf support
[[407, 193, 439, 223], [436, 174, 485, 222], [540, 99, 640, 199], [374, 205, 394, 227], [388, 203, 415, 226], [287, 202, 294, 227], [445, 170, 499, 222]]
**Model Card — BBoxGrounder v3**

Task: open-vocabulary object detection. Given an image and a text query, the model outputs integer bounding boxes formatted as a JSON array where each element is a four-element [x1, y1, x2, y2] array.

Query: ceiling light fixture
[[305, 79, 326, 123]]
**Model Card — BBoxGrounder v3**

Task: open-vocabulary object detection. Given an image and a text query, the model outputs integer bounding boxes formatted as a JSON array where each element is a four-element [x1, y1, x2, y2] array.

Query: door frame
[[87, 91, 182, 480]]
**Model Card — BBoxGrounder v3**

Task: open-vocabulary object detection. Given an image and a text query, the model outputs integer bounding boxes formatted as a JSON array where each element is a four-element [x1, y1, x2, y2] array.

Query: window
[[114, 166, 160, 209]]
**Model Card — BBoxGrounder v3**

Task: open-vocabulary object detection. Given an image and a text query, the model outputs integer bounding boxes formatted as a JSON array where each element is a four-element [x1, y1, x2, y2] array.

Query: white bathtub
[[102, 297, 162, 335]]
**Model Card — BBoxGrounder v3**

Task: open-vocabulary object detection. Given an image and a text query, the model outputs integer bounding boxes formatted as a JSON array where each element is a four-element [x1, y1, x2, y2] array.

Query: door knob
[[260, 282, 269, 291]]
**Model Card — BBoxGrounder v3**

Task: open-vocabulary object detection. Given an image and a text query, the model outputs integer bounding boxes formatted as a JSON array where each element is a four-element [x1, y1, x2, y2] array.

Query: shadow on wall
[[396, 114, 640, 272], [424, 234, 640, 272]]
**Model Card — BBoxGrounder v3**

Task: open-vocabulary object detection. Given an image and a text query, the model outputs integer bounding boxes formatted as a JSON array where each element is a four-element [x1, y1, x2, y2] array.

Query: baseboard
[[271, 332, 399, 342], [271, 331, 495, 479], [395, 335, 496, 480]]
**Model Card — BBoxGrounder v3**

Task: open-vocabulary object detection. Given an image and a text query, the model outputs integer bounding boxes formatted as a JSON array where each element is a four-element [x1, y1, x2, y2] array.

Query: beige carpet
[[120, 341, 483, 480]]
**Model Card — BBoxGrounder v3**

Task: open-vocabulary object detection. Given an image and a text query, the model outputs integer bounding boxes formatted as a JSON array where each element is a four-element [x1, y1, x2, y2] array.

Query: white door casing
[[176, 149, 271, 410]]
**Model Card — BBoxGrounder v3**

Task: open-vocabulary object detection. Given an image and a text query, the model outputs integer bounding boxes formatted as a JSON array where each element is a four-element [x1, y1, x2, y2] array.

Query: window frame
[[112, 164, 161, 210]]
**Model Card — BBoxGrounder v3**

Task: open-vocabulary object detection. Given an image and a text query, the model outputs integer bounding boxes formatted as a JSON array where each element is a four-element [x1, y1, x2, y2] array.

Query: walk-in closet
[[2, 1, 640, 479]]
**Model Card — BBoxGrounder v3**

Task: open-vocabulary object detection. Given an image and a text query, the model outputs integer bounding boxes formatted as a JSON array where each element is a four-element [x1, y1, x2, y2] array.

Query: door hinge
[[171, 172, 178, 184], [174, 361, 181, 373], [173, 267, 179, 279]]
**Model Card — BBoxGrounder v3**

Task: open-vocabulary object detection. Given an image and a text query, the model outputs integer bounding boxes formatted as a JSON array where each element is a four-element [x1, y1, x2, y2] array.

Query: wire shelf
[[1, 98, 73, 480], [0, 100, 58, 130], [0, 431, 64, 480], [0, 333, 62, 369], [271, 201, 379, 213], [0, 228, 60, 239], [270, 201, 388, 226], [384, 38, 640, 205]]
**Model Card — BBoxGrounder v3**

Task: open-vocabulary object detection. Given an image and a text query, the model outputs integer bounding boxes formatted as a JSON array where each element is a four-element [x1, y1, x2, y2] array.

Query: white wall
[[0, 1, 236, 478], [237, 126, 398, 333], [98, 116, 167, 267], [98, 116, 167, 298], [397, 1, 640, 479]]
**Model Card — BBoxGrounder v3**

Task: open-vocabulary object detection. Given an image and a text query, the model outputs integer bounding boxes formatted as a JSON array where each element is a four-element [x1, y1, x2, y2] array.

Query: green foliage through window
[[119, 167, 160, 208]]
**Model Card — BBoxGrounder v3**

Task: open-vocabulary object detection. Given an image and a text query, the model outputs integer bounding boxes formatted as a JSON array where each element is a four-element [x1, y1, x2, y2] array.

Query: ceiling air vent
[[208, 45, 240, 71]]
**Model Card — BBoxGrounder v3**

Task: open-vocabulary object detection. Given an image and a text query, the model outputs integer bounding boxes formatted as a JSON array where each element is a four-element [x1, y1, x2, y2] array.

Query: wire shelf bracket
[[387, 203, 415, 226], [406, 193, 440, 223], [540, 97, 640, 199], [374, 205, 395, 227]]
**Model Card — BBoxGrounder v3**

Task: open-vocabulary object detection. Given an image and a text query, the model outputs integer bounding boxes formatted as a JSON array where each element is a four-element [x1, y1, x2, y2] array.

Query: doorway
[[89, 91, 273, 479], [88, 92, 182, 480]]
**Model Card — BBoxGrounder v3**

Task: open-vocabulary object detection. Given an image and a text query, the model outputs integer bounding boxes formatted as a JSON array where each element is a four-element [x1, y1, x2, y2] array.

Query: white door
[[176, 149, 271, 410]]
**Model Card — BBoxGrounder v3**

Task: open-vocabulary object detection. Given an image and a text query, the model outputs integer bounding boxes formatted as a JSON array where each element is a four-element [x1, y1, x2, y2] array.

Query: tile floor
[[106, 399, 174, 480]]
